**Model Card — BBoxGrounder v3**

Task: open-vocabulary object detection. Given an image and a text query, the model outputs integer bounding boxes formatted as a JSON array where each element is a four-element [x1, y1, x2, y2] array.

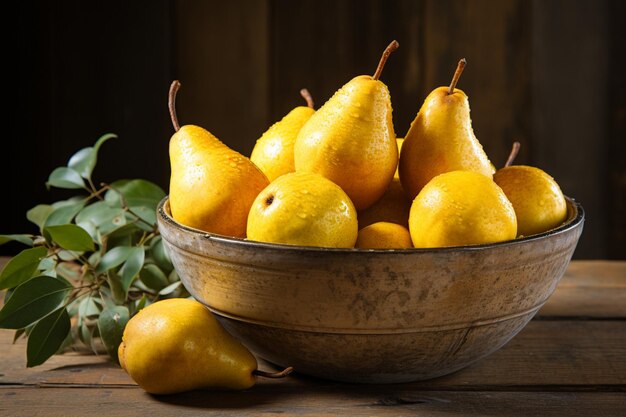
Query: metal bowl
[[157, 196, 584, 383]]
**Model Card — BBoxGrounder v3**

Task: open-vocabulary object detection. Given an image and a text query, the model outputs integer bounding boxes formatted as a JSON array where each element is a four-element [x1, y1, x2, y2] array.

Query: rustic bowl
[[157, 197, 584, 383]]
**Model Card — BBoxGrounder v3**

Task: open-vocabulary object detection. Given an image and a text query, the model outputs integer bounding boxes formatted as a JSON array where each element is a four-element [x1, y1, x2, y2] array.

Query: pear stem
[[253, 366, 294, 379], [504, 141, 521, 167], [168, 80, 181, 132], [300, 88, 314, 109], [447, 58, 467, 94], [372, 40, 400, 81]]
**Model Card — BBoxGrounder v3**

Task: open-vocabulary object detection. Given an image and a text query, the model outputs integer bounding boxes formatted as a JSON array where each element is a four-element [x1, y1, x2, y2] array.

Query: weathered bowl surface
[[157, 197, 584, 383]]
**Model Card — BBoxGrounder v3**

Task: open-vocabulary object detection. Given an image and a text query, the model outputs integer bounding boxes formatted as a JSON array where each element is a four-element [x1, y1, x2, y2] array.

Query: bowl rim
[[157, 196, 584, 254]]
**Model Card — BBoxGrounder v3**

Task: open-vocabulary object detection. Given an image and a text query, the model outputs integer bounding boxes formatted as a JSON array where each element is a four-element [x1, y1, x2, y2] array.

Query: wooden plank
[[538, 260, 626, 318], [1, 386, 624, 417], [2, 320, 624, 389], [531, 0, 610, 259], [172, 0, 270, 156], [420, 0, 532, 170], [608, 0, 626, 259], [269, 0, 423, 142]]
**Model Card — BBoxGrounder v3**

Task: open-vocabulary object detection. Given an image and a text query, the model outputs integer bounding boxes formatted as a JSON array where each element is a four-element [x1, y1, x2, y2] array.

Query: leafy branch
[[0, 134, 186, 367]]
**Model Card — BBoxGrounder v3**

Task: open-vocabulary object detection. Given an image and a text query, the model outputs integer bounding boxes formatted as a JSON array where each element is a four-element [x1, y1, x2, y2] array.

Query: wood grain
[[269, 0, 423, 140], [420, 0, 531, 168], [531, 0, 610, 259], [173, 0, 270, 156], [2, 320, 624, 389], [1, 387, 624, 417], [0, 260, 624, 415], [537, 260, 626, 318]]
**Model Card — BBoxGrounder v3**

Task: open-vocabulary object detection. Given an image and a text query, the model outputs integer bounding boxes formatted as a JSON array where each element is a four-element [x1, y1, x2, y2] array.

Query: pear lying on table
[[118, 298, 292, 394]]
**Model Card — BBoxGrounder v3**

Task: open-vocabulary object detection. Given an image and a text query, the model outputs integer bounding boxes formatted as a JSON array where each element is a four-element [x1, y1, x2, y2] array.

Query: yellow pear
[[294, 41, 399, 210], [409, 171, 517, 248], [167, 81, 269, 237], [356, 222, 413, 249], [494, 142, 567, 236], [358, 138, 411, 228], [399, 59, 494, 199], [250, 89, 316, 181], [247, 171, 358, 248], [118, 298, 292, 394]]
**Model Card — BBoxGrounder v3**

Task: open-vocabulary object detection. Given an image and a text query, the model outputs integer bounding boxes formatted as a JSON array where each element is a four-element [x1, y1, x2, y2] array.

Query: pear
[[294, 41, 399, 210], [494, 142, 568, 236], [118, 298, 292, 394], [167, 81, 269, 237], [357, 138, 412, 228], [356, 221, 413, 249], [399, 59, 495, 199], [250, 89, 316, 182], [247, 171, 358, 248], [408, 170, 517, 248]]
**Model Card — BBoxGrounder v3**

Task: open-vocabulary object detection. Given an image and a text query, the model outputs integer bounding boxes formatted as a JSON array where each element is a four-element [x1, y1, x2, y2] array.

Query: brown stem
[[168, 80, 181, 132], [372, 40, 400, 80], [504, 141, 521, 167], [448, 58, 467, 94], [253, 366, 294, 379], [300, 88, 314, 109]]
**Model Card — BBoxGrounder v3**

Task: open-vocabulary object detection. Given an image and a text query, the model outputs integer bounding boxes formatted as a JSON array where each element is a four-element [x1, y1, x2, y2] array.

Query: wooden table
[[1, 260, 625, 416]]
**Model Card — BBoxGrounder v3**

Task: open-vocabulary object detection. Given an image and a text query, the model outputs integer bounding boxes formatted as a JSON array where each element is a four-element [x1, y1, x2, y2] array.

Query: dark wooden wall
[[2, 0, 624, 259]]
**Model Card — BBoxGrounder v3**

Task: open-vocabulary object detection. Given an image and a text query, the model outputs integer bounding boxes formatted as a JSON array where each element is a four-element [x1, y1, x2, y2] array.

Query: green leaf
[[139, 264, 169, 291], [120, 247, 145, 293], [150, 236, 173, 272], [39, 256, 57, 277], [55, 262, 81, 281], [95, 246, 134, 273], [47, 167, 86, 190], [105, 179, 165, 209], [13, 327, 26, 343], [44, 200, 87, 228], [0, 276, 71, 329], [76, 201, 126, 235], [26, 307, 71, 367], [0, 234, 33, 247], [135, 294, 148, 313], [98, 306, 129, 364], [68, 133, 117, 180], [129, 206, 157, 229], [158, 280, 182, 295], [76, 220, 100, 245], [168, 269, 180, 284], [78, 295, 100, 317], [0, 247, 48, 290], [26, 204, 53, 229], [44, 224, 95, 252], [58, 250, 81, 261]]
